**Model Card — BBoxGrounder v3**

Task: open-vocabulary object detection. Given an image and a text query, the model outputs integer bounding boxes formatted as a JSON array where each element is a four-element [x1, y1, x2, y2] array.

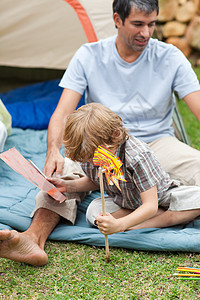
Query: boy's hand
[[47, 178, 68, 193], [96, 213, 124, 235]]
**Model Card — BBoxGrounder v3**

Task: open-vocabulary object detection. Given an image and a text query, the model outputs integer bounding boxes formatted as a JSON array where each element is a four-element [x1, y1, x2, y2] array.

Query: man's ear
[[113, 12, 122, 29]]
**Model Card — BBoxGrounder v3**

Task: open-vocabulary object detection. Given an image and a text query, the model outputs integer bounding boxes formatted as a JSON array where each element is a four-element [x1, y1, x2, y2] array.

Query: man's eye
[[149, 23, 156, 27]]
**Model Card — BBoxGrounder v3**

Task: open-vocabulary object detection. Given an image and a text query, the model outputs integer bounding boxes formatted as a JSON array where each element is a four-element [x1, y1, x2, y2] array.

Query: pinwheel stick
[[98, 167, 110, 263]]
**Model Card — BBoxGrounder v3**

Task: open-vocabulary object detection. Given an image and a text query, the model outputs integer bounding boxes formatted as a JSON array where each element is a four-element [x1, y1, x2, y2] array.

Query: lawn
[[1, 244, 200, 299], [177, 66, 200, 151], [0, 69, 200, 299]]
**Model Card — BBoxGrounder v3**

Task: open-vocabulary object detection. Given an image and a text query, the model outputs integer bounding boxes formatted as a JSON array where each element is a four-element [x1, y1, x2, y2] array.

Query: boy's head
[[63, 103, 128, 162]]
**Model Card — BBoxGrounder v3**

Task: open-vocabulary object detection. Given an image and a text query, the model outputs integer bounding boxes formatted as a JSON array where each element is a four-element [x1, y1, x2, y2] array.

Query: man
[[0, 0, 200, 266], [44, 0, 200, 186]]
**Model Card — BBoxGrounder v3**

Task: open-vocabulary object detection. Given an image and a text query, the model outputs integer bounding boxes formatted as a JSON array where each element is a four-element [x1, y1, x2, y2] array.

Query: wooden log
[[154, 24, 164, 40], [177, 0, 198, 10], [158, 0, 178, 22], [186, 15, 200, 50], [165, 37, 192, 57], [175, 1, 196, 23], [162, 21, 187, 38], [197, 0, 200, 13], [197, 58, 200, 66], [178, 0, 187, 5]]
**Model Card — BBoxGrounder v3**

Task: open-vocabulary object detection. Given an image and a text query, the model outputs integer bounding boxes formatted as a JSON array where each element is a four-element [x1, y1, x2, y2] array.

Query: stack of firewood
[[156, 0, 200, 62]]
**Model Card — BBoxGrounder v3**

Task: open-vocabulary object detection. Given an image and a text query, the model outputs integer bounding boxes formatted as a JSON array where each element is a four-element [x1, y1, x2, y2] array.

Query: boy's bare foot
[[0, 229, 48, 266]]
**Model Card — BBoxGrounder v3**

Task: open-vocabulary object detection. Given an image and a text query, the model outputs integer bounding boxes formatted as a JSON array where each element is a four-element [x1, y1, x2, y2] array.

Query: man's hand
[[43, 151, 64, 178], [95, 213, 124, 235]]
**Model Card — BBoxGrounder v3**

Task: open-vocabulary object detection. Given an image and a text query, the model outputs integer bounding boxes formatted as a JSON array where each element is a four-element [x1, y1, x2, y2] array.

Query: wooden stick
[[98, 167, 110, 262]]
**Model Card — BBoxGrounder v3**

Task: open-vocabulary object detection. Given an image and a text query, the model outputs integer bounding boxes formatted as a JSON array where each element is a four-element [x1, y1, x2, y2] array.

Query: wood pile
[[155, 0, 200, 62]]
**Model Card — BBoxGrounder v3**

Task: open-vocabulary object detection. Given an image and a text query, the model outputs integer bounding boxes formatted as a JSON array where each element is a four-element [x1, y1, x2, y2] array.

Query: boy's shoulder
[[123, 136, 155, 166], [125, 135, 150, 154]]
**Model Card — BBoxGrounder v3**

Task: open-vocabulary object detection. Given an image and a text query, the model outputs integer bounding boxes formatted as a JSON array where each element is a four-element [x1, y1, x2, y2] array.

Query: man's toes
[[0, 229, 12, 240]]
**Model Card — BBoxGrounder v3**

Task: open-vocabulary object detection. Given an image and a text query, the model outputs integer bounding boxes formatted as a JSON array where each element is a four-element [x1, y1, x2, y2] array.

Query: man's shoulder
[[79, 35, 116, 52], [149, 38, 172, 49], [148, 38, 183, 57], [73, 35, 116, 65]]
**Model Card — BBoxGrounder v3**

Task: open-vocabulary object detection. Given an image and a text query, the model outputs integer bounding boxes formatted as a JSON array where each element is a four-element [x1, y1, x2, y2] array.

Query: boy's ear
[[112, 129, 120, 138], [110, 130, 121, 149]]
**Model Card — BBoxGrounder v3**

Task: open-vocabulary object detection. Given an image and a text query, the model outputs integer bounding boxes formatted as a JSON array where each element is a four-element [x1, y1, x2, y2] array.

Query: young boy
[[51, 103, 200, 235]]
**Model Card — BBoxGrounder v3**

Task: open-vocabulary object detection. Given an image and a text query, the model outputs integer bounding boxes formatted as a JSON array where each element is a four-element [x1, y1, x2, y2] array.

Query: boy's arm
[[96, 185, 158, 235], [49, 175, 99, 194]]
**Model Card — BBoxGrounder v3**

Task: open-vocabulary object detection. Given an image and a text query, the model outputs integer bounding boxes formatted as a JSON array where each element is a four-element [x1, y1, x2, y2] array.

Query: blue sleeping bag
[[0, 80, 200, 252]]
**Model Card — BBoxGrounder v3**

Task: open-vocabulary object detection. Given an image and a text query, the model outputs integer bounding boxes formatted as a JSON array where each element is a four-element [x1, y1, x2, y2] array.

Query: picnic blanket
[[0, 80, 200, 252]]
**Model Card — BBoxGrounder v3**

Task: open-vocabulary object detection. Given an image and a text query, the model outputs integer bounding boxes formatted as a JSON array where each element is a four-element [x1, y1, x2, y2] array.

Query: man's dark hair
[[113, 0, 159, 24]]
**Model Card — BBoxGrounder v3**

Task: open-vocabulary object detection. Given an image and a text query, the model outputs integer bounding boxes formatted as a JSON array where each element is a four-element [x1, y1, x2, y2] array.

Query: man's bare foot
[[0, 229, 48, 266]]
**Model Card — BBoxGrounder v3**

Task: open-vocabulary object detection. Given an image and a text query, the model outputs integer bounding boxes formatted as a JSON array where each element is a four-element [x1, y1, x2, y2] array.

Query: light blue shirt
[[59, 36, 200, 143]]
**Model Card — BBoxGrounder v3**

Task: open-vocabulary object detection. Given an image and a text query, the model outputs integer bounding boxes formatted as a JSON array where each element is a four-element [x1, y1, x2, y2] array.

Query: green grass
[[1, 68, 200, 300], [177, 66, 200, 151], [178, 99, 200, 150], [1, 243, 200, 299]]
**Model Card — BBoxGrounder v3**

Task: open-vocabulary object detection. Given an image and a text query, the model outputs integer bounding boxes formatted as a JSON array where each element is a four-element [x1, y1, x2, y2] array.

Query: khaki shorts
[[31, 157, 86, 224], [148, 136, 200, 186]]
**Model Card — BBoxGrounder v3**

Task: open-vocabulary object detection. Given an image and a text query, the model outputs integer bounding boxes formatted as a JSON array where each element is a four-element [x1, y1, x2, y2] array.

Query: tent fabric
[[0, 82, 200, 252], [0, 0, 115, 69], [65, 0, 98, 42]]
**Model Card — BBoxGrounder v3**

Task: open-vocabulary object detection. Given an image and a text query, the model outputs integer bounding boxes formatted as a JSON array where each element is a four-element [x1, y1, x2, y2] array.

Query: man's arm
[[96, 185, 158, 235], [43, 88, 82, 177], [183, 90, 200, 122]]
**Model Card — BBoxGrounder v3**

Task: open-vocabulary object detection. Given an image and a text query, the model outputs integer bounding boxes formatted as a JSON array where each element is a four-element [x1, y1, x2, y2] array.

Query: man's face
[[116, 7, 157, 53]]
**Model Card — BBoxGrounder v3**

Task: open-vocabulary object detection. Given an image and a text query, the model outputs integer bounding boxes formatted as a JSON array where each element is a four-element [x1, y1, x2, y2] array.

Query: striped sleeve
[[80, 162, 100, 186], [129, 151, 165, 193]]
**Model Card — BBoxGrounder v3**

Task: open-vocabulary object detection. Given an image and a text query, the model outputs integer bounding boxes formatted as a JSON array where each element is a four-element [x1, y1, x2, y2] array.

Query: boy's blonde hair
[[63, 103, 129, 162]]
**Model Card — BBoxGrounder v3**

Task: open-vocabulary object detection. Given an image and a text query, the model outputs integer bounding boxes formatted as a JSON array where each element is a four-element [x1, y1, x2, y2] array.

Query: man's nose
[[139, 25, 150, 38]]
